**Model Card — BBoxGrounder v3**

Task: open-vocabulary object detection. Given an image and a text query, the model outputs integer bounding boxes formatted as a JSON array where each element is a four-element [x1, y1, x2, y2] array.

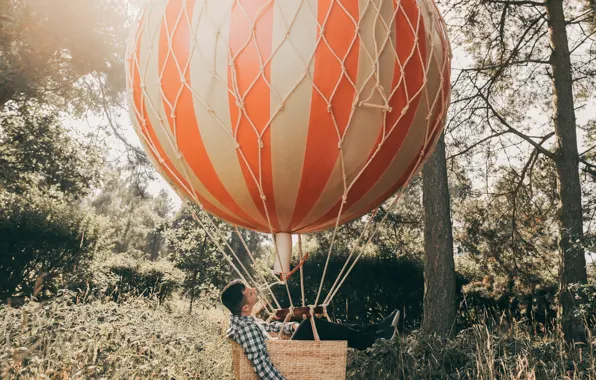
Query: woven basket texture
[[231, 339, 347, 380]]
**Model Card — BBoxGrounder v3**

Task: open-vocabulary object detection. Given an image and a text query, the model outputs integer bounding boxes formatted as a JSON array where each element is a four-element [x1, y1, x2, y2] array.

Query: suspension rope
[[190, 210, 280, 310], [298, 235, 306, 307]]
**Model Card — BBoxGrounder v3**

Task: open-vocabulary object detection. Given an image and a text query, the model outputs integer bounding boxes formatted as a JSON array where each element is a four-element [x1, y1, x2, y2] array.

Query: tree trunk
[[546, 0, 588, 344], [189, 270, 198, 314], [421, 133, 456, 336], [0, 85, 16, 108], [149, 232, 162, 261]]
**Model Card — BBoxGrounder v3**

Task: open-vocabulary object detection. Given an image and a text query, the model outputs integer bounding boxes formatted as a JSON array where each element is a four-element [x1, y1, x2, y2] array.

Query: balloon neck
[[273, 233, 292, 275]]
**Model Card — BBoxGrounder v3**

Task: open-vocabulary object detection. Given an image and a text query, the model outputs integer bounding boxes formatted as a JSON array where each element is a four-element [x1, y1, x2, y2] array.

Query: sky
[[68, 109, 183, 210]]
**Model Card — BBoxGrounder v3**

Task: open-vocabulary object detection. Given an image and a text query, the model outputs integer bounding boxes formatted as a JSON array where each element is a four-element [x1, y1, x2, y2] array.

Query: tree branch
[[477, 90, 556, 160], [565, 9, 595, 25], [579, 157, 596, 177], [570, 29, 596, 54], [447, 130, 509, 160], [580, 144, 596, 158], [92, 74, 149, 165], [460, 59, 550, 72], [483, 0, 545, 6]]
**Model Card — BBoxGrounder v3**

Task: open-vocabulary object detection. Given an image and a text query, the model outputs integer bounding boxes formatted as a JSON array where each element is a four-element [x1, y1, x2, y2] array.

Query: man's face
[[241, 286, 258, 313]]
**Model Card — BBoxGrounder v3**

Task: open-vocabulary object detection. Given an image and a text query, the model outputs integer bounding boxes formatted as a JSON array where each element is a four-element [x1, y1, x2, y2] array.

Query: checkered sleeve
[[236, 322, 286, 380], [260, 320, 297, 335]]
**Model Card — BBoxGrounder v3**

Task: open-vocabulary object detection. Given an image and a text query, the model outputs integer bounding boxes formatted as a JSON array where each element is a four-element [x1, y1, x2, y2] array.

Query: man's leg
[[336, 309, 399, 334], [291, 318, 377, 350]]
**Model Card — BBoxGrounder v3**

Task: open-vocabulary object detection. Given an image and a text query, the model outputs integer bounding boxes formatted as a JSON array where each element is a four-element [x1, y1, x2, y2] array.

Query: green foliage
[[0, 0, 131, 110], [455, 159, 560, 290], [0, 191, 109, 299], [88, 254, 184, 303], [91, 169, 173, 259], [165, 205, 235, 306], [0, 101, 102, 198], [269, 248, 467, 329], [0, 293, 232, 379], [0, 98, 108, 299]]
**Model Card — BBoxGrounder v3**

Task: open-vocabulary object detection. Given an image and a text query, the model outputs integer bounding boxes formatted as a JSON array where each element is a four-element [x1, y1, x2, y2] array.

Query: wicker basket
[[231, 339, 347, 380]]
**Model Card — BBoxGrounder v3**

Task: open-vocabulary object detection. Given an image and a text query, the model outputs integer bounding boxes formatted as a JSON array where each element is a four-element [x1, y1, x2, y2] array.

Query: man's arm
[[237, 323, 286, 380], [259, 320, 297, 335]]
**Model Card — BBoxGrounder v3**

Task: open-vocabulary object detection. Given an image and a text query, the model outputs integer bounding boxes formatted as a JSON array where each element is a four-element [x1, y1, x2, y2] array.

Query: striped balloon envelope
[[125, 0, 451, 236]]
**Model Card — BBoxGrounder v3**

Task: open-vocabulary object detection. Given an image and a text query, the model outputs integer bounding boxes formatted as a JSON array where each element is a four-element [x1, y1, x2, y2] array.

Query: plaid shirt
[[227, 314, 296, 380]]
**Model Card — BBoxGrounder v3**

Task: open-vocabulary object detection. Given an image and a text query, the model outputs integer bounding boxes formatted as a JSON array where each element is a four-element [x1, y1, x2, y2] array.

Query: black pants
[[291, 318, 382, 350]]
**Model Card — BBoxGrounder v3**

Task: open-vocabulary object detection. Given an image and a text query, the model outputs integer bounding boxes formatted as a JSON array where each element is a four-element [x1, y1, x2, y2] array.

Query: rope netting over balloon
[[125, 0, 451, 325]]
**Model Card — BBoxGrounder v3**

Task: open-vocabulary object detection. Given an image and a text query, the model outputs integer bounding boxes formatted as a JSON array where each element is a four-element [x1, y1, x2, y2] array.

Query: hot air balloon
[[126, 0, 449, 276], [126, 0, 450, 375]]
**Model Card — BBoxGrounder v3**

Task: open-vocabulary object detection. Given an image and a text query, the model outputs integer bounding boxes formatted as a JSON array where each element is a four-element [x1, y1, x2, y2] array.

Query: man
[[221, 279, 400, 380]]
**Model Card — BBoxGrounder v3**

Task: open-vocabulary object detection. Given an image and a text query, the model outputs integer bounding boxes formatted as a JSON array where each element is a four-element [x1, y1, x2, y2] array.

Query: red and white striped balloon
[[126, 0, 451, 234]]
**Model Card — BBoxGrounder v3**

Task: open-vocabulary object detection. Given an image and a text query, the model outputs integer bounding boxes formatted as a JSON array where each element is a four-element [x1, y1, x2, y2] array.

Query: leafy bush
[[270, 251, 467, 328], [457, 278, 596, 332], [0, 101, 101, 198], [0, 191, 109, 300], [87, 254, 184, 303]]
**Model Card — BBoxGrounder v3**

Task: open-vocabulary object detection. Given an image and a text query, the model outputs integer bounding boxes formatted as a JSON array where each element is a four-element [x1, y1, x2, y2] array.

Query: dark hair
[[220, 279, 247, 315]]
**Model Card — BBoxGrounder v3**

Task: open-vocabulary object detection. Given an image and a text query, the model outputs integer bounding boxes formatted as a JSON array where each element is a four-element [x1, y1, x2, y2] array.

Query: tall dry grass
[[347, 320, 596, 379], [1, 291, 233, 379]]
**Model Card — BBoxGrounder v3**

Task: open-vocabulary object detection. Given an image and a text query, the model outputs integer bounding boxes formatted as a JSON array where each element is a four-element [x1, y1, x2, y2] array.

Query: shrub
[[270, 252, 467, 328], [0, 191, 109, 300], [87, 254, 184, 303]]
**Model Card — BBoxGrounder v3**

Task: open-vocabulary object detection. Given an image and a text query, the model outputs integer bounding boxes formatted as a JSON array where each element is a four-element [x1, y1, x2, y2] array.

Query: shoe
[[390, 310, 400, 340], [377, 309, 398, 331], [376, 311, 400, 340], [391, 310, 400, 329]]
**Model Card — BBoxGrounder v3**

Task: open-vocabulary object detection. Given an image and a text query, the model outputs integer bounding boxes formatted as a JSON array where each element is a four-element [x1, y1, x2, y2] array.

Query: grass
[[347, 321, 596, 379], [2, 291, 595, 379], [1, 291, 233, 379]]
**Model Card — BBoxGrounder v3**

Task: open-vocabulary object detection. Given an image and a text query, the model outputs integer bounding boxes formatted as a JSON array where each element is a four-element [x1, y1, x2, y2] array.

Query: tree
[[457, 157, 560, 286], [147, 190, 173, 261], [164, 205, 233, 312], [0, 100, 108, 298], [546, 0, 589, 343], [0, 101, 102, 198], [447, 0, 595, 343], [0, 0, 151, 170], [0, 191, 108, 299], [91, 169, 173, 258], [422, 133, 457, 336], [0, 0, 130, 110]]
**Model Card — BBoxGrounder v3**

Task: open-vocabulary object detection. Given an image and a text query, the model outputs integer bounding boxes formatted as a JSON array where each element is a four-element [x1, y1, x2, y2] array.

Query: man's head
[[220, 279, 258, 316]]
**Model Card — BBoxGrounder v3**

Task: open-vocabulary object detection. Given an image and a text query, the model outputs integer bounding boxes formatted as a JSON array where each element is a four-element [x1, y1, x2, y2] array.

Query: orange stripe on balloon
[[228, 0, 280, 231], [130, 11, 192, 202], [131, 14, 255, 231], [289, 0, 360, 229], [340, 127, 442, 232], [158, 0, 263, 230], [320, 40, 452, 233], [307, 0, 427, 231]]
